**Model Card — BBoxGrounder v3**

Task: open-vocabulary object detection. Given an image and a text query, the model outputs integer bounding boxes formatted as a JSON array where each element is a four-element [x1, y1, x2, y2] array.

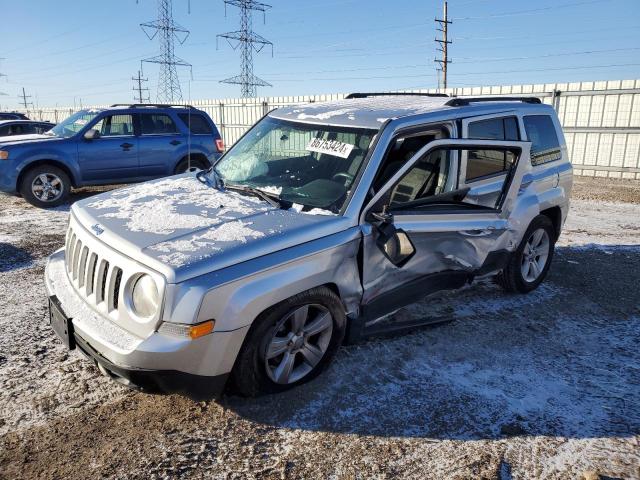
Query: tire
[[231, 286, 346, 397], [174, 156, 209, 174], [498, 215, 556, 294], [19, 164, 70, 208]]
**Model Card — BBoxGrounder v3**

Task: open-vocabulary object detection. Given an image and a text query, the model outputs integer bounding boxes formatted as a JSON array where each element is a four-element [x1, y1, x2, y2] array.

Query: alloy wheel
[[31, 173, 64, 202], [521, 228, 550, 282], [264, 304, 333, 385]]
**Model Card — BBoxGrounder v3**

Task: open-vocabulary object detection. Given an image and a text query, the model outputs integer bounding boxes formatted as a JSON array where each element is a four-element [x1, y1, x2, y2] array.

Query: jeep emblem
[[91, 224, 104, 236]]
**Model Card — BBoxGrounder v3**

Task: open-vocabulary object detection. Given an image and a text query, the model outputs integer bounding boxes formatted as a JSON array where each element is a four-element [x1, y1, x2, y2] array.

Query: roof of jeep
[[270, 95, 552, 129]]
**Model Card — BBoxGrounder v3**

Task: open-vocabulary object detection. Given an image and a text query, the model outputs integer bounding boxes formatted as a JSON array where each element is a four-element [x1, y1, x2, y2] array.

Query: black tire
[[19, 164, 71, 208], [174, 156, 210, 174], [498, 215, 556, 294], [231, 286, 346, 397]]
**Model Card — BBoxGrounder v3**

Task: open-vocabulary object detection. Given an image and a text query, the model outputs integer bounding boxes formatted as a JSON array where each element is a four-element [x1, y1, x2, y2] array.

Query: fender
[[14, 144, 81, 189]]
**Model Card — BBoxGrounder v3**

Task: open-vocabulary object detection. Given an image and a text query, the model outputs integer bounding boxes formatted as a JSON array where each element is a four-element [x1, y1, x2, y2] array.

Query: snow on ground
[[0, 185, 639, 479]]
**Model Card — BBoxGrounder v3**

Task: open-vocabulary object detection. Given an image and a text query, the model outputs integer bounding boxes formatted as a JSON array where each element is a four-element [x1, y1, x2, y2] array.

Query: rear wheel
[[19, 164, 70, 208], [174, 156, 209, 174], [231, 287, 346, 397], [499, 215, 555, 293]]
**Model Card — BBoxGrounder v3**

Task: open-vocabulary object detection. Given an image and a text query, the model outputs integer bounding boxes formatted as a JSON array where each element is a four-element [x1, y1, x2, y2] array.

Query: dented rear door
[[360, 138, 531, 316]]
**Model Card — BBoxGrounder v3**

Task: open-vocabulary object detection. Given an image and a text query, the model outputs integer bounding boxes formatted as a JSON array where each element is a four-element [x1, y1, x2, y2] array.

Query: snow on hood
[[0, 133, 56, 145], [73, 175, 346, 280]]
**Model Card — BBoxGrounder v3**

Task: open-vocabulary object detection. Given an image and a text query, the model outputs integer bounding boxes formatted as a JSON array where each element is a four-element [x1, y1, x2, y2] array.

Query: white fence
[[23, 78, 640, 180]]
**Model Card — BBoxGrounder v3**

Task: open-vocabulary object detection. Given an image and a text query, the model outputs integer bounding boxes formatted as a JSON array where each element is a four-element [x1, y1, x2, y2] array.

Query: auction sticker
[[306, 138, 355, 159]]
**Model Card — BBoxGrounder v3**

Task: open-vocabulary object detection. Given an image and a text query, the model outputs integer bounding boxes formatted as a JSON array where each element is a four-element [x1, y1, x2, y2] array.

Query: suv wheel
[[20, 165, 70, 208], [174, 157, 209, 174], [232, 286, 346, 397], [499, 215, 556, 293]]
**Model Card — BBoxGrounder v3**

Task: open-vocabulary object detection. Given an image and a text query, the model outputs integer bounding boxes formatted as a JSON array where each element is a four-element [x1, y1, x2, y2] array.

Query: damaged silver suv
[[45, 93, 572, 398]]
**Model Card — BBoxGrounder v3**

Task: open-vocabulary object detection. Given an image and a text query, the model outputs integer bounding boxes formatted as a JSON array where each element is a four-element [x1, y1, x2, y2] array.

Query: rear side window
[[466, 149, 516, 182], [179, 113, 214, 135], [468, 116, 520, 141], [523, 115, 562, 165], [141, 114, 178, 135]]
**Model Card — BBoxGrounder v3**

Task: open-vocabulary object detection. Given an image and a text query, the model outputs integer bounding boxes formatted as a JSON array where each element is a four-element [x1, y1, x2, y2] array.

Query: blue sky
[[1, 0, 639, 109]]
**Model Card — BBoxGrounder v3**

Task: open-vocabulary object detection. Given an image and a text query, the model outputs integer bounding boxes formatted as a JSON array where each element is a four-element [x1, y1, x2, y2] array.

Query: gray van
[[45, 93, 572, 399]]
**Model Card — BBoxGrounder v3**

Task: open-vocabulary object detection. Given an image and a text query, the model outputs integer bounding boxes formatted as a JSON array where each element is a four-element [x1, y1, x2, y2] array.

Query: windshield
[[48, 109, 102, 138], [214, 117, 376, 213]]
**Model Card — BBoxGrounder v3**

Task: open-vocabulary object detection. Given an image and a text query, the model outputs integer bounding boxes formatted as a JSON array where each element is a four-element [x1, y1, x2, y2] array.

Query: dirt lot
[[0, 177, 639, 480]]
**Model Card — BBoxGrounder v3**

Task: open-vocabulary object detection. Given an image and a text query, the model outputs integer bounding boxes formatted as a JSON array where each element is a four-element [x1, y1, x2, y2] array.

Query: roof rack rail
[[345, 92, 449, 99], [445, 96, 542, 107], [109, 103, 196, 109]]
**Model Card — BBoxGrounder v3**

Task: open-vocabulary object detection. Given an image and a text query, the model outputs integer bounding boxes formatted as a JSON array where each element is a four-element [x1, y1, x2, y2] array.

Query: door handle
[[120, 142, 134, 150], [170, 140, 182, 146], [460, 229, 495, 237]]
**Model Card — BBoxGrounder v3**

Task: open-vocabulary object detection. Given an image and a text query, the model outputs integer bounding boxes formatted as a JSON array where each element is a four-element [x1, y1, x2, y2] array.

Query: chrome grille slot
[[96, 260, 110, 304], [78, 247, 89, 288], [72, 240, 83, 280], [110, 267, 123, 312], [86, 253, 97, 295], [67, 233, 76, 273]]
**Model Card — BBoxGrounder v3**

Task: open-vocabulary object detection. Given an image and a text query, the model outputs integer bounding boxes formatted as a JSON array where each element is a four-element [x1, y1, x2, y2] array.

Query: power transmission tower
[[434, 1, 452, 90], [217, 0, 273, 98], [140, 0, 192, 102], [132, 70, 150, 103], [19, 87, 33, 114]]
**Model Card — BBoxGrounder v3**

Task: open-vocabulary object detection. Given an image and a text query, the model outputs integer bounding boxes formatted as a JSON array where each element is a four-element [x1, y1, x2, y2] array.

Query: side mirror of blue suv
[[0, 104, 224, 208]]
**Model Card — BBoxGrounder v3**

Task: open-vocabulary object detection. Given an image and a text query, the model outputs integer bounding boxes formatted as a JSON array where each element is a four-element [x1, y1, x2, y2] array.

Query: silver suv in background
[[45, 93, 572, 399]]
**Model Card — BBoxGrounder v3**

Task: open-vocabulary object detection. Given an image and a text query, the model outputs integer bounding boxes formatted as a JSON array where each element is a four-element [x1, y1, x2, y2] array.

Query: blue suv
[[0, 104, 224, 207]]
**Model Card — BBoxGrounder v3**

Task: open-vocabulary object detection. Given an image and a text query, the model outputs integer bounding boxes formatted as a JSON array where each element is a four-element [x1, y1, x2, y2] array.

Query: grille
[[64, 227, 124, 315]]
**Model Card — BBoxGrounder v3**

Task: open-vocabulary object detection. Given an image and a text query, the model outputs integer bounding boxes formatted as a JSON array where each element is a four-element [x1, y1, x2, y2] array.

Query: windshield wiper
[[196, 166, 225, 191], [225, 183, 289, 209]]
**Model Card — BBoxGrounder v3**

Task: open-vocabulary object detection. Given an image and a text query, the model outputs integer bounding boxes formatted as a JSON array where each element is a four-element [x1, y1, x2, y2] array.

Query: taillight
[[215, 138, 225, 152]]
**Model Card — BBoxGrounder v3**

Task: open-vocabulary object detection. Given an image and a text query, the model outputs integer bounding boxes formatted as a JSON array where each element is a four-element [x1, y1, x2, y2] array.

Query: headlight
[[0, 150, 9, 160], [131, 274, 160, 318]]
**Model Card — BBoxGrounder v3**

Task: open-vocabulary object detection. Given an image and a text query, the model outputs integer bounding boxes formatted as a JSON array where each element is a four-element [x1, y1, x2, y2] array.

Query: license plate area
[[49, 296, 75, 350]]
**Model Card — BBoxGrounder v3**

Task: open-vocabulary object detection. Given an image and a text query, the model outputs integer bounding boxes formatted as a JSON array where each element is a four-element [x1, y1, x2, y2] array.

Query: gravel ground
[[0, 178, 639, 480]]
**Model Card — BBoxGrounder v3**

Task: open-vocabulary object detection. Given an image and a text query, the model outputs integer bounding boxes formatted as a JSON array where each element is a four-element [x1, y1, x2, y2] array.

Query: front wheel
[[19, 164, 70, 208], [231, 287, 346, 397], [499, 215, 556, 293]]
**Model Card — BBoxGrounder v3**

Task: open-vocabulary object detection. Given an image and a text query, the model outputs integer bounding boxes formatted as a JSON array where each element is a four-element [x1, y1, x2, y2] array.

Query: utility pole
[[132, 70, 150, 103], [434, 1, 452, 90], [218, 0, 273, 98], [19, 87, 33, 114], [140, 0, 192, 102], [0, 58, 7, 98]]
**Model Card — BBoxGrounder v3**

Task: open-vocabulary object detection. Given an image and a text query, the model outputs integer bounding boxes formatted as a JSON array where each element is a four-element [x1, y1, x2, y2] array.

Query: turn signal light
[[0, 151, 9, 160], [215, 138, 225, 152], [189, 320, 215, 339]]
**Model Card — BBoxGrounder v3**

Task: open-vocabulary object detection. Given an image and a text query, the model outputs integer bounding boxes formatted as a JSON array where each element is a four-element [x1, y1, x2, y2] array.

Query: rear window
[[467, 116, 520, 141], [141, 114, 178, 135], [523, 115, 562, 165], [178, 113, 214, 135]]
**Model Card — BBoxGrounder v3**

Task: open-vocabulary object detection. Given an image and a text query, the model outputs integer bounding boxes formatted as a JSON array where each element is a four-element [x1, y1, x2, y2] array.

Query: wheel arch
[[540, 205, 562, 240], [173, 152, 211, 174], [17, 159, 78, 190]]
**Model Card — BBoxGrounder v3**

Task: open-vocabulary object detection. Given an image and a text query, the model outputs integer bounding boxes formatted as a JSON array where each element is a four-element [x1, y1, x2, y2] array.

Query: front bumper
[[45, 248, 249, 400]]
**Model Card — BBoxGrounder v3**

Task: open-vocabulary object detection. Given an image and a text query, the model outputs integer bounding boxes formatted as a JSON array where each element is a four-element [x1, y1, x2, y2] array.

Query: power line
[[132, 70, 150, 103], [453, 0, 613, 21], [434, 1, 452, 89], [217, 0, 274, 98], [140, 0, 192, 102]]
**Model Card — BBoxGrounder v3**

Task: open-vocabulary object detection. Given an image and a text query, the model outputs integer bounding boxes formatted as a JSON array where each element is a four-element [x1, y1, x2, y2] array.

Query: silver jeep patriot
[[45, 93, 572, 399]]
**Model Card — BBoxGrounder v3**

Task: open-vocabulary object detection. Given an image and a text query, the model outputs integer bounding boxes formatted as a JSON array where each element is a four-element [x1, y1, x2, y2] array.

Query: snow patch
[[297, 108, 355, 121]]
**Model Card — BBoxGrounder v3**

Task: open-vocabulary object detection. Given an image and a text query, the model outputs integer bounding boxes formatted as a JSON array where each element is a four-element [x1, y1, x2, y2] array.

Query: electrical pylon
[[141, 0, 192, 102], [217, 0, 273, 98]]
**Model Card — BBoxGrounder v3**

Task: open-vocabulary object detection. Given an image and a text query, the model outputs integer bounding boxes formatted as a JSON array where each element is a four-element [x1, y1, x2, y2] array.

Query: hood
[[72, 174, 350, 283], [0, 133, 62, 146]]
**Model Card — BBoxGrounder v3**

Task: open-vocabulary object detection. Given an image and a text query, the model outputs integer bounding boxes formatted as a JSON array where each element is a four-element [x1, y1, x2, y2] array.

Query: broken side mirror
[[83, 129, 100, 141], [375, 221, 416, 268]]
